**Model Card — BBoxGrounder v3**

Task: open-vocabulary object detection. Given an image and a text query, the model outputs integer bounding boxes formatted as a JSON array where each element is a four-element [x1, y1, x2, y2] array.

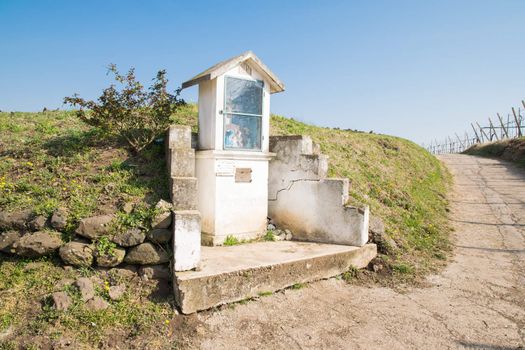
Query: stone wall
[[0, 126, 202, 284], [166, 125, 201, 271], [0, 201, 174, 271], [268, 135, 369, 247]]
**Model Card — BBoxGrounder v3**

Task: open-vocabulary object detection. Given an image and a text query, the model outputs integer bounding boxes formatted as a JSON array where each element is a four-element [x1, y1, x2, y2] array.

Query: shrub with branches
[[64, 64, 184, 153]]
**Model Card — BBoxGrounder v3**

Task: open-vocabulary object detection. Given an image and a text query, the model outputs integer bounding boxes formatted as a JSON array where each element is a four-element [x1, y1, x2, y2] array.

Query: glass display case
[[223, 77, 263, 150]]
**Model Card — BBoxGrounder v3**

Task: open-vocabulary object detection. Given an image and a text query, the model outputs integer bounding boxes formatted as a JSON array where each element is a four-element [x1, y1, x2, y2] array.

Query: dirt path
[[190, 155, 525, 350]]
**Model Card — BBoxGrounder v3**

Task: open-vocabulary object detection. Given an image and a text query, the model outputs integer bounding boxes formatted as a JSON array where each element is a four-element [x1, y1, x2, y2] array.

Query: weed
[[115, 205, 157, 231], [291, 283, 306, 290], [223, 235, 240, 246], [0, 340, 17, 350], [77, 266, 94, 278], [263, 230, 276, 241], [96, 236, 116, 257], [342, 266, 359, 282], [257, 291, 273, 297], [392, 262, 413, 274], [0, 313, 13, 332]]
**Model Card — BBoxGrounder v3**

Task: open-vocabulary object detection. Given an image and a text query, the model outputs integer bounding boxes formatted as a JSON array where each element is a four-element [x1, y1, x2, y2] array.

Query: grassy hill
[[270, 115, 451, 280], [464, 137, 525, 166], [0, 108, 451, 349]]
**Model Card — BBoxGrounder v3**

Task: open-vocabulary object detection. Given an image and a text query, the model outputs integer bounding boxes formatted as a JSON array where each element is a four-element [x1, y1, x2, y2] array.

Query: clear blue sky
[[1, 0, 524, 144]]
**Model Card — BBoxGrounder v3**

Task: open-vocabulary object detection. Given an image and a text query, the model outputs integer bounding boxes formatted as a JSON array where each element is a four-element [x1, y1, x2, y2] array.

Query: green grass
[[1, 109, 451, 282], [0, 255, 180, 349], [0, 111, 169, 228], [222, 231, 277, 246], [290, 283, 306, 290], [223, 235, 241, 246], [263, 230, 276, 241], [270, 115, 452, 284], [341, 266, 359, 282], [0, 107, 452, 346]]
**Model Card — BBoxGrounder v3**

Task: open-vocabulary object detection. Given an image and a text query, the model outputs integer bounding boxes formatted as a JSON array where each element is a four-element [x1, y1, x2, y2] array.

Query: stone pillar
[[172, 210, 201, 271], [166, 125, 201, 271]]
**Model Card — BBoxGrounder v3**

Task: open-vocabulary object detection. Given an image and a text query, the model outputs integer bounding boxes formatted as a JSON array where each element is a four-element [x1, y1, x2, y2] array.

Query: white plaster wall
[[197, 79, 216, 150], [199, 62, 271, 153], [268, 179, 369, 246], [196, 150, 273, 246], [214, 158, 269, 240], [268, 136, 369, 247], [195, 156, 216, 235], [268, 136, 328, 201]]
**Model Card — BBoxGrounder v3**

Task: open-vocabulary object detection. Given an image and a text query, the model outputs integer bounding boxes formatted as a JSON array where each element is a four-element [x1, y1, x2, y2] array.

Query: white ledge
[[195, 150, 275, 161]]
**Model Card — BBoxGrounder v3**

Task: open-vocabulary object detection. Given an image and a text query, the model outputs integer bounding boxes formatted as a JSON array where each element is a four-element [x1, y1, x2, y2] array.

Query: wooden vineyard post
[[476, 122, 490, 142], [455, 133, 464, 152], [471, 123, 481, 143], [512, 107, 522, 137], [497, 113, 509, 139], [488, 118, 498, 141]]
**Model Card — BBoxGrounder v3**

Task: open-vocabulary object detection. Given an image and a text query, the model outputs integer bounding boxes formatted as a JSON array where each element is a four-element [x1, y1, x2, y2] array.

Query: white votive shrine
[[181, 51, 285, 245]]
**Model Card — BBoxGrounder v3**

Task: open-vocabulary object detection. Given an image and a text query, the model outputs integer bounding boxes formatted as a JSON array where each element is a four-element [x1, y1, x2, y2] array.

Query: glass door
[[223, 76, 263, 151]]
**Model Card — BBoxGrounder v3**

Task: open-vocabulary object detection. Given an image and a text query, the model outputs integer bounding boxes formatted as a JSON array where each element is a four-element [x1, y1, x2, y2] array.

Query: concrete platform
[[173, 241, 377, 314]]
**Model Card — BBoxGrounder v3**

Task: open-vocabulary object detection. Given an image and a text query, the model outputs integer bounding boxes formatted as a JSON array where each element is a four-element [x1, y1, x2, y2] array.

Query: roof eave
[[181, 73, 211, 90], [181, 51, 285, 93]]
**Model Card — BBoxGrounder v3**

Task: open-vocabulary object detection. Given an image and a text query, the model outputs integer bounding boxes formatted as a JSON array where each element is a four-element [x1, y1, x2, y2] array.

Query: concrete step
[[173, 241, 377, 314]]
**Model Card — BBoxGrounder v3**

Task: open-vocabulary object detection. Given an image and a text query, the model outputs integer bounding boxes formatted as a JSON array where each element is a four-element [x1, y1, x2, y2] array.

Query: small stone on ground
[[124, 243, 170, 265], [74, 277, 95, 301], [28, 215, 47, 231], [108, 284, 126, 300], [138, 265, 171, 281], [0, 230, 21, 253], [108, 266, 138, 282], [85, 296, 109, 311], [51, 291, 71, 311], [151, 200, 173, 229], [75, 214, 114, 240]]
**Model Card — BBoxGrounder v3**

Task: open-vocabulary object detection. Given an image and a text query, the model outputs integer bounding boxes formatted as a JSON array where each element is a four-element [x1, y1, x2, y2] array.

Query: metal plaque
[[235, 168, 252, 183]]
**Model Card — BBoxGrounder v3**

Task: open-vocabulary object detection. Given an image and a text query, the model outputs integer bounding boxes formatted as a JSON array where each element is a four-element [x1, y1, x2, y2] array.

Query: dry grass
[[464, 137, 525, 166]]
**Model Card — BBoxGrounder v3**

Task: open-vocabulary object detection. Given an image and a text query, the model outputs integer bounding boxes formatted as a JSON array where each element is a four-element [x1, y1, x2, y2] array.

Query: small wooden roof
[[181, 51, 285, 94]]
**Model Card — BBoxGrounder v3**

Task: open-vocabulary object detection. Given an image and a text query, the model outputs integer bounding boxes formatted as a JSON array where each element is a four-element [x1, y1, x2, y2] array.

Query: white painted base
[[195, 150, 274, 246], [173, 210, 201, 271]]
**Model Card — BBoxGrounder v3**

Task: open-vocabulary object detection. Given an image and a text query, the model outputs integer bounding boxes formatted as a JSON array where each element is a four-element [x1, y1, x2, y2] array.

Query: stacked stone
[[0, 126, 202, 274], [166, 125, 201, 272], [0, 201, 174, 277]]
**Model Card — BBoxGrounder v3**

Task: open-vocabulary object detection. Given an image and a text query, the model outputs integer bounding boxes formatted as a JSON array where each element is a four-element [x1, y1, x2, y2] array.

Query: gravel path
[[191, 155, 525, 350]]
